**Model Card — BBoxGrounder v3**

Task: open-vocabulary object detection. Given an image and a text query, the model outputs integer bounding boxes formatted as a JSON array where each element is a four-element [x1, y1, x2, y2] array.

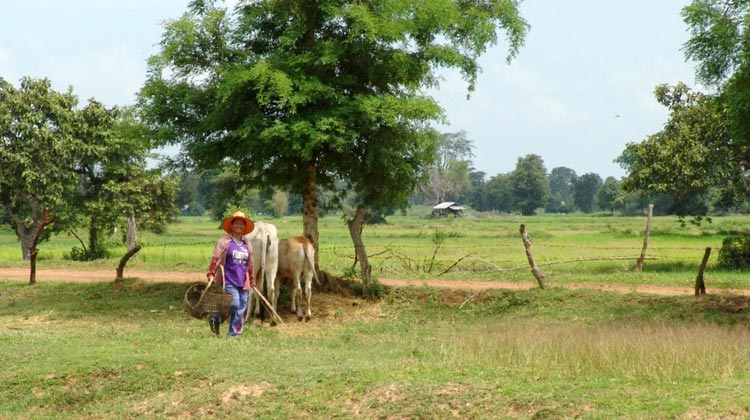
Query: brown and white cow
[[243, 221, 280, 325], [277, 236, 319, 321]]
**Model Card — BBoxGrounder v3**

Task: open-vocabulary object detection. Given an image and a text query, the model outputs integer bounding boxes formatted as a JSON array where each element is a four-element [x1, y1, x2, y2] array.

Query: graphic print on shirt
[[231, 247, 249, 266]]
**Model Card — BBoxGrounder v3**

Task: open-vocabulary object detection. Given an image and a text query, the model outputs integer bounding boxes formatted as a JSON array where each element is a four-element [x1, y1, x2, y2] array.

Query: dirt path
[[3, 267, 747, 297]]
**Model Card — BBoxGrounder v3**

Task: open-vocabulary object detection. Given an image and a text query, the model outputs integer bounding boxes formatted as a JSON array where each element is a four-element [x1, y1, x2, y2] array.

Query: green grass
[[2, 281, 750, 419], [3, 211, 750, 418], [1, 210, 747, 290]]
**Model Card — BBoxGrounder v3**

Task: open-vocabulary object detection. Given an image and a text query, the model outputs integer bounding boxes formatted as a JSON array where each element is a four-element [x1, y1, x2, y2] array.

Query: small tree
[[71, 104, 177, 260], [510, 154, 549, 216], [573, 173, 603, 213], [0, 77, 80, 260], [546, 166, 577, 213], [597, 177, 622, 214]]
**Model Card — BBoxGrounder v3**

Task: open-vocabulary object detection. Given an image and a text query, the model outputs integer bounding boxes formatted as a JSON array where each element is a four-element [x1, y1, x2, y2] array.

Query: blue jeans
[[225, 285, 249, 336]]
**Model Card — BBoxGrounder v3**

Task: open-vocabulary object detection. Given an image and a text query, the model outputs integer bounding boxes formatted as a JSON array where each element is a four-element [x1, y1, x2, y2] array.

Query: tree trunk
[[302, 162, 319, 268], [28, 208, 55, 284], [695, 247, 710, 296], [635, 203, 654, 272], [17, 222, 35, 261], [116, 245, 142, 283], [89, 215, 100, 260], [126, 215, 137, 252], [347, 204, 372, 287], [15, 195, 43, 260]]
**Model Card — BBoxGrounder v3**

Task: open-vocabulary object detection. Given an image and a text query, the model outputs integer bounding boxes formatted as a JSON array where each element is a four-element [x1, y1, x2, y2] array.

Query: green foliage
[[718, 235, 750, 270], [546, 166, 577, 213], [64, 245, 111, 262], [596, 176, 622, 214], [363, 280, 386, 300], [0, 77, 81, 256], [573, 172, 603, 213], [510, 154, 549, 215], [478, 172, 513, 212], [618, 83, 735, 217], [140, 0, 529, 245]]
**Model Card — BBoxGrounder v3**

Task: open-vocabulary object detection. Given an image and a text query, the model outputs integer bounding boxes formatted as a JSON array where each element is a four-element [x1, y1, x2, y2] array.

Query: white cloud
[[528, 96, 589, 124]]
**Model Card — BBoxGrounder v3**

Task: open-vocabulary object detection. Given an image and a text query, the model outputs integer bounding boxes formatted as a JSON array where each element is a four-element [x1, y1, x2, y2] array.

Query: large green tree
[[573, 172, 603, 213], [0, 77, 80, 260], [615, 1, 750, 215], [596, 176, 622, 215], [545, 166, 576, 213], [509, 154, 548, 216], [139, 0, 528, 270], [480, 172, 513, 213], [617, 83, 735, 216], [70, 103, 178, 259]]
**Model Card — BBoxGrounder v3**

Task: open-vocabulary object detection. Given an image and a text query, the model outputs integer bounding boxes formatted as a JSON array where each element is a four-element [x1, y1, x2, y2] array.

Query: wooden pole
[[252, 286, 284, 324], [695, 247, 711, 296], [520, 224, 545, 289], [636, 203, 654, 272]]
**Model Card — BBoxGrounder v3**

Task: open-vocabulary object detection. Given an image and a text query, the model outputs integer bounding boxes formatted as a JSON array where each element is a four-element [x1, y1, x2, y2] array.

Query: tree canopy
[[140, 0, 528, 260], [617, 1, 750, 216], [509, 154, 548, 216], [0, 77, 177, 261], [0, 77, 80, 259]]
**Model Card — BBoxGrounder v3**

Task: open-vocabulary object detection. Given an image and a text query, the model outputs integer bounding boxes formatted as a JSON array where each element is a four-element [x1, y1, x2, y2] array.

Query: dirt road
[[2, 267, 745, 296]]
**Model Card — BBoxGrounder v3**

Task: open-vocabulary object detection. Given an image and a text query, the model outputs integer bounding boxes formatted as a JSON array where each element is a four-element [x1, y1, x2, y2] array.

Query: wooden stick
[[520, 224, 545, 289], [252, 286, 284, 324]]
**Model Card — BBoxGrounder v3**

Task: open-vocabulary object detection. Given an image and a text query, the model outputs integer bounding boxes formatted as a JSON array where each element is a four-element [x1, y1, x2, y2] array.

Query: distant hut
[[432, 202, 465, 217]]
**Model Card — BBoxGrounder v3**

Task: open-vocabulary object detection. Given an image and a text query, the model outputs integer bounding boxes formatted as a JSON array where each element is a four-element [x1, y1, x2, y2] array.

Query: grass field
[[2, 210, 750, 419], [2, 207, 748, 289]]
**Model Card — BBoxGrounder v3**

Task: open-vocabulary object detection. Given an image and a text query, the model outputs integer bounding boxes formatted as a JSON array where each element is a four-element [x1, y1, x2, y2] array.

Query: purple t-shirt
[[224, 239, 249, 288]]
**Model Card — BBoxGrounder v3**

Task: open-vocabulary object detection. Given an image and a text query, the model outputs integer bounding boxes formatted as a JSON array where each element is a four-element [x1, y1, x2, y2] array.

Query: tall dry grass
[[433, 320, 750, 382]]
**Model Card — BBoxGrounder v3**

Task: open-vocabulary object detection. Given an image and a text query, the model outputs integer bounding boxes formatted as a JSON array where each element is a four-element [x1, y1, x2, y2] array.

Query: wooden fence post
[[520, 224, 545, 289], [695, 247, 711, 296], [636, 204, 654, 272]]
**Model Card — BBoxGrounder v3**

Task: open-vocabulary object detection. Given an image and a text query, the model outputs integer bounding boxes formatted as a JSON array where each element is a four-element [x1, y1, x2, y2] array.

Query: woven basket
[[184, 282, 233, 320]]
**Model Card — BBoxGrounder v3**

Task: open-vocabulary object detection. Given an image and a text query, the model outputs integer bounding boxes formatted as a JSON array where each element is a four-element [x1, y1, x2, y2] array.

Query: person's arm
[[207, 237, 227, 286]]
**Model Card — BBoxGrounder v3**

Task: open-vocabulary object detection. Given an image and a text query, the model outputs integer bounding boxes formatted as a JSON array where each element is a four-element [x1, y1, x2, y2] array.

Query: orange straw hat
[[222, 211, 255, 235]]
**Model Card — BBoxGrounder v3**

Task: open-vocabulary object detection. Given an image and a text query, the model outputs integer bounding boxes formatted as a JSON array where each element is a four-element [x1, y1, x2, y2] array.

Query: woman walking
[[206, 211, 255, 337]]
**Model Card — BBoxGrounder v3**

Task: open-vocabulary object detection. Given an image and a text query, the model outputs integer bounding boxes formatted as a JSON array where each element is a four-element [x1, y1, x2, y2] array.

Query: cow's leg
[[266, 269, 278, 327], [304, 272, 312, 321], [292, 274, 303, 321], [252, 274, 263, 320], [271, 275, 281, 313]]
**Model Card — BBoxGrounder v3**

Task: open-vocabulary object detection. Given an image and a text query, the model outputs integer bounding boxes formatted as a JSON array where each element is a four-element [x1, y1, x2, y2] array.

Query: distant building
[[432, 202, 465, 217]]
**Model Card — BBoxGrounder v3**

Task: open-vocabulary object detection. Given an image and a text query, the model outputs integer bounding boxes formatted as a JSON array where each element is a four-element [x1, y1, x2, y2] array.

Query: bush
[[717, 235, 750, 270], [64, 246, 110, 261]]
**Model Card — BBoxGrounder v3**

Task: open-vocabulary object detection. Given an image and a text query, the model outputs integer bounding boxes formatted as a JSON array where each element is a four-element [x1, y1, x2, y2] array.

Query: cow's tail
[[259, 233, 268, 292], [302, 243, 321, 286]]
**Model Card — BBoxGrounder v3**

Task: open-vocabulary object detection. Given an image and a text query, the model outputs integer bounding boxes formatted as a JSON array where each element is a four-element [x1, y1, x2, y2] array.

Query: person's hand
[[206, 272, 213, 280]]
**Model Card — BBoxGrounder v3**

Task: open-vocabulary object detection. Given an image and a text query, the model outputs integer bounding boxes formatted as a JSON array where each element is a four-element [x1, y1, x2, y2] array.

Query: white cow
[[277, 236, 320, 321], [243, 221, 280, 325]]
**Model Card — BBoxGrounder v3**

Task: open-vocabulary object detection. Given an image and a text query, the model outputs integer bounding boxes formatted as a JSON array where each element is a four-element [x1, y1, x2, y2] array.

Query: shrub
[[717, 235, 750, 270]]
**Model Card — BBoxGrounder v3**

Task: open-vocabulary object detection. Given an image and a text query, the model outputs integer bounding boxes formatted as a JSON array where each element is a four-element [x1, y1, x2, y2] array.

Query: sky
[[0, 0, 699, 180]]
